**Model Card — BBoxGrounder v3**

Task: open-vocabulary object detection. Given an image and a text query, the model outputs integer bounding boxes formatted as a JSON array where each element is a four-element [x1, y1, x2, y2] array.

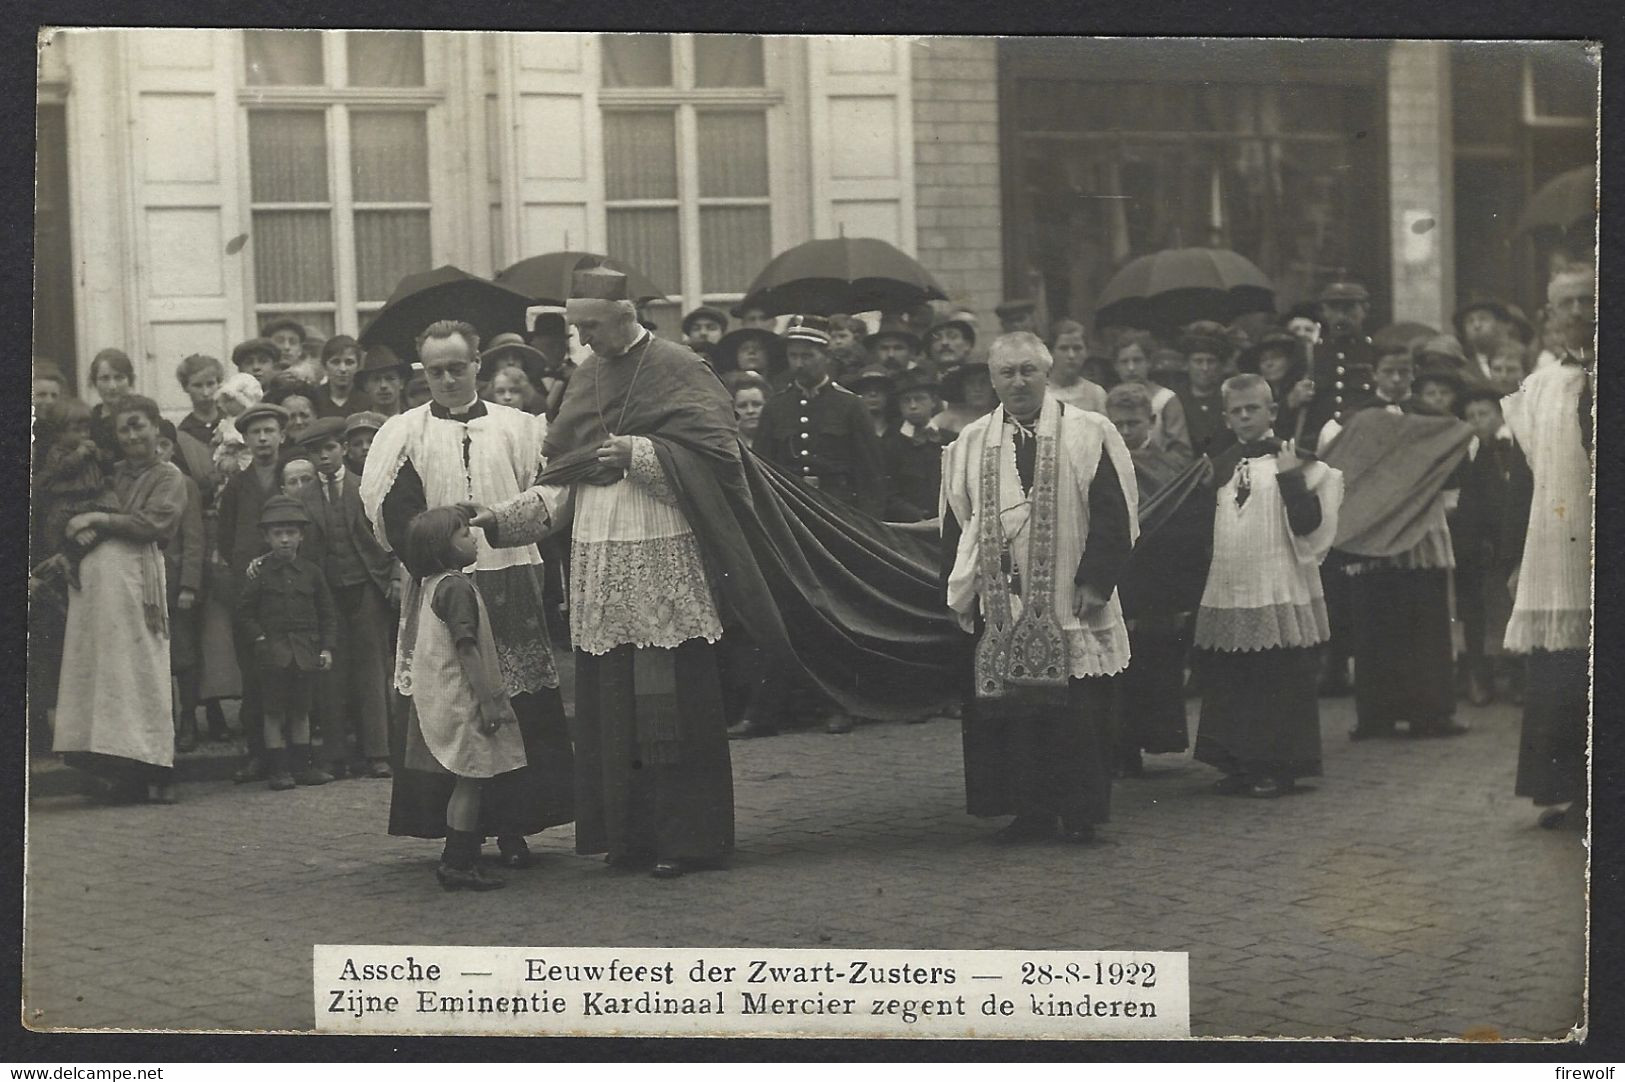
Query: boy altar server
[[1193, 374, 1344, 798]]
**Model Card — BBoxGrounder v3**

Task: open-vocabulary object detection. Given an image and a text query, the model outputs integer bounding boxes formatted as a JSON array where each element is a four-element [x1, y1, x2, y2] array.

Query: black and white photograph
[[21, 27, 1598, 1044]]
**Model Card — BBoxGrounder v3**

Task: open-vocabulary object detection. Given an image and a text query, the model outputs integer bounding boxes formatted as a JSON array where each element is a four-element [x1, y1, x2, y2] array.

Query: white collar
[[900, 420, 917, 439], [321, 465, 346, 487]]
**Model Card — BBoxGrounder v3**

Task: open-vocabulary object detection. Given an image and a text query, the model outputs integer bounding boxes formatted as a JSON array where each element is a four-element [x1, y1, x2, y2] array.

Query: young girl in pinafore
[[400, 506, 529, 891]]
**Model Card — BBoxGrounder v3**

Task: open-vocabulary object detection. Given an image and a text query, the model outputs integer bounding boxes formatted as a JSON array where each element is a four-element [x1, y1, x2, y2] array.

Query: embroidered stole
[[973, 415, 1069, 704]]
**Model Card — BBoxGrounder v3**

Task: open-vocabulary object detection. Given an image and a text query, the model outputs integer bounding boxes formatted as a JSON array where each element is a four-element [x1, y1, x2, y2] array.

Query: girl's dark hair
[[724, 370, 771, 397], [401, 505, 473, 579], [321, 334, 360, 365], [111, 394, 163, 428], [175, 353, 224, 388], [90, 348, 135, 384]]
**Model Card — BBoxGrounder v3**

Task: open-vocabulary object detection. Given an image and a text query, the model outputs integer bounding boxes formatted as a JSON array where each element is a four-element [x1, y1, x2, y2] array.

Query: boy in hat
[[1193, 375, 1343, 797], [1413, 366, 1465, 419], [847, 366, 896, 439], [260, 317, 308, 370], [879, 369, 946, 523], [237, 494, 336, 790], [344, 411, 386, 475], [292, 415, 396, 779], [681, 306, 729, 355], [1454, 382, 1533, 706], [356, 347, 409, 418], [218, 401, 290, 781], [755, 315, 887, 518], [232, 337, 280, 387], [925, 317, 976, 371], [315, 336, 366, 419]]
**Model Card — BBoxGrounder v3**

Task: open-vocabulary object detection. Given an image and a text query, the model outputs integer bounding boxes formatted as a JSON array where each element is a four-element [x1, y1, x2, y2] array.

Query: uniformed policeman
[[1300, 279, 1377, 451], [753, 315, 887, 519]]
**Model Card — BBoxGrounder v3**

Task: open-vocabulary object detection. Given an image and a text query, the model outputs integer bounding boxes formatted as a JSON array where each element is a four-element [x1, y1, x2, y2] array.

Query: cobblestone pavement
[[24, 692, 1586, 1041]]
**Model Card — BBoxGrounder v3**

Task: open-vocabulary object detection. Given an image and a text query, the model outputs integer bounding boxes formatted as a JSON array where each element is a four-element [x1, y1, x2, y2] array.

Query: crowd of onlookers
[[26, 267, 1573, 799]]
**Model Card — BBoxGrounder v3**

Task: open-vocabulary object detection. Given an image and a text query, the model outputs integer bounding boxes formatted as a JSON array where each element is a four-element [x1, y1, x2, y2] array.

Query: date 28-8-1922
[[1020, 961, 1157, 988]]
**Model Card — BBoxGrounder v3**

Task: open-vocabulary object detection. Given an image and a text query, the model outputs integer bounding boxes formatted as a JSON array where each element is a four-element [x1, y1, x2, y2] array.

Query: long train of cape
[[537, 436, 959, 721]]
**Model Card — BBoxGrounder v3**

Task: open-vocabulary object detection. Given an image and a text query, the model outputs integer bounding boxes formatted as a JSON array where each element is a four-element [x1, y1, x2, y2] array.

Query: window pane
[[252, 211, 333, 303], [355, 210, 432, 302], [347, 31, 425, 87], [697, 112, 768, 197], [607, 209, 681, 296], [700, 206, 770, 295], [603, 111, 677, 200], [248, 111, 328, 203], [694, 36, 764, 88], [601, 34, 673, 87], [244, 30, 324, 86], [352, 111, 429, 202], [1451, 43, 1522, 147]]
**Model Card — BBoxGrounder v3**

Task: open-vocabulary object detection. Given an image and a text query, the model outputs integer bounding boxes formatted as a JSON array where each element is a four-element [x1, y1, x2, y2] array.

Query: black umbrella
[[1094, 247, 1275, 331], [740, 237, 948, 316], [359, 266, 535, 364], [1515, 165, 1596, 236], [494, 251, 669, 307]]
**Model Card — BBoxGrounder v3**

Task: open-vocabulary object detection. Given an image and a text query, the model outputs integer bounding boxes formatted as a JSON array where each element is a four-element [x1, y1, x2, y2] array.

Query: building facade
[[35, 31, 1595, 413]]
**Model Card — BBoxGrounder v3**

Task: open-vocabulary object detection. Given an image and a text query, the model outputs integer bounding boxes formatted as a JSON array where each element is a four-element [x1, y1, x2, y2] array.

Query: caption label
[[314, 946, 1189, 1039]]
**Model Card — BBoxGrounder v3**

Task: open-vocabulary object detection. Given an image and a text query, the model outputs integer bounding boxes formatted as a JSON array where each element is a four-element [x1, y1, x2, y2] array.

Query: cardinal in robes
[[940, 332, 1138, 844], [474, 265, 737, 879], [359, 319, 575, 870], [1503, 263, 1592, 831]]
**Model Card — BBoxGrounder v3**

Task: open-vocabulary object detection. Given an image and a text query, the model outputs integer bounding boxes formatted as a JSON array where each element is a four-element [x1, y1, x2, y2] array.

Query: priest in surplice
[[940, 331, 1139, 845]]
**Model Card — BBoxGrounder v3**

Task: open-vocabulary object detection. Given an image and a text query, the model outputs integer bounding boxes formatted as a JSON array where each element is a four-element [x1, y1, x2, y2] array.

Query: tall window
[[241, 30, 439, 340], [599, 34, 777, 319]]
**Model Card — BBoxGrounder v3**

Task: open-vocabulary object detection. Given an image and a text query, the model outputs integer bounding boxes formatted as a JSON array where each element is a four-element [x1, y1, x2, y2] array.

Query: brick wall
[[1386, 40, 1455, 330], [911, 37, 1004, 329]]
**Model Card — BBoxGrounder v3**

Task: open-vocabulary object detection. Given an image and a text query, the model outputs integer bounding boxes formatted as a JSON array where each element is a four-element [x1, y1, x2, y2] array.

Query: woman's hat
[[258, 494, 311, 528], [480, 331, 546, 373], [259, 317, 308, 341], [711, 327, 783, 373], [1176, 320, 1235, 361], [1411, 334, 1469, 368]]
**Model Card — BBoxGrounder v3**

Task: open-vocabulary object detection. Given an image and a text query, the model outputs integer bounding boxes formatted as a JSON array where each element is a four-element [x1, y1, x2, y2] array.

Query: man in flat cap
[[1455, 297, 1534, 383], [996, 298, 1040, 336], [926, 316, 977, 373], [472, 264, 738, 878], [866, 316, 925, 377], [681, 306, 730, 357]]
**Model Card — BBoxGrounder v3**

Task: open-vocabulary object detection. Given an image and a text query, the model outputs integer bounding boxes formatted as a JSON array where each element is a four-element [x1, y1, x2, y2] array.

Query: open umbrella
[[359, 266, 535, 365], [1095, 247, 1275, 331], [494, 252, 669, 306], [740, 237, 948, 316], [1515, 165, 1596, 236]]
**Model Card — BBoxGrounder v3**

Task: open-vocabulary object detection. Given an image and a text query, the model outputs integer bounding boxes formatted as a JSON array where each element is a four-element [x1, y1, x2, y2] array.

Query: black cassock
[[940, 425, 1134, 826]]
